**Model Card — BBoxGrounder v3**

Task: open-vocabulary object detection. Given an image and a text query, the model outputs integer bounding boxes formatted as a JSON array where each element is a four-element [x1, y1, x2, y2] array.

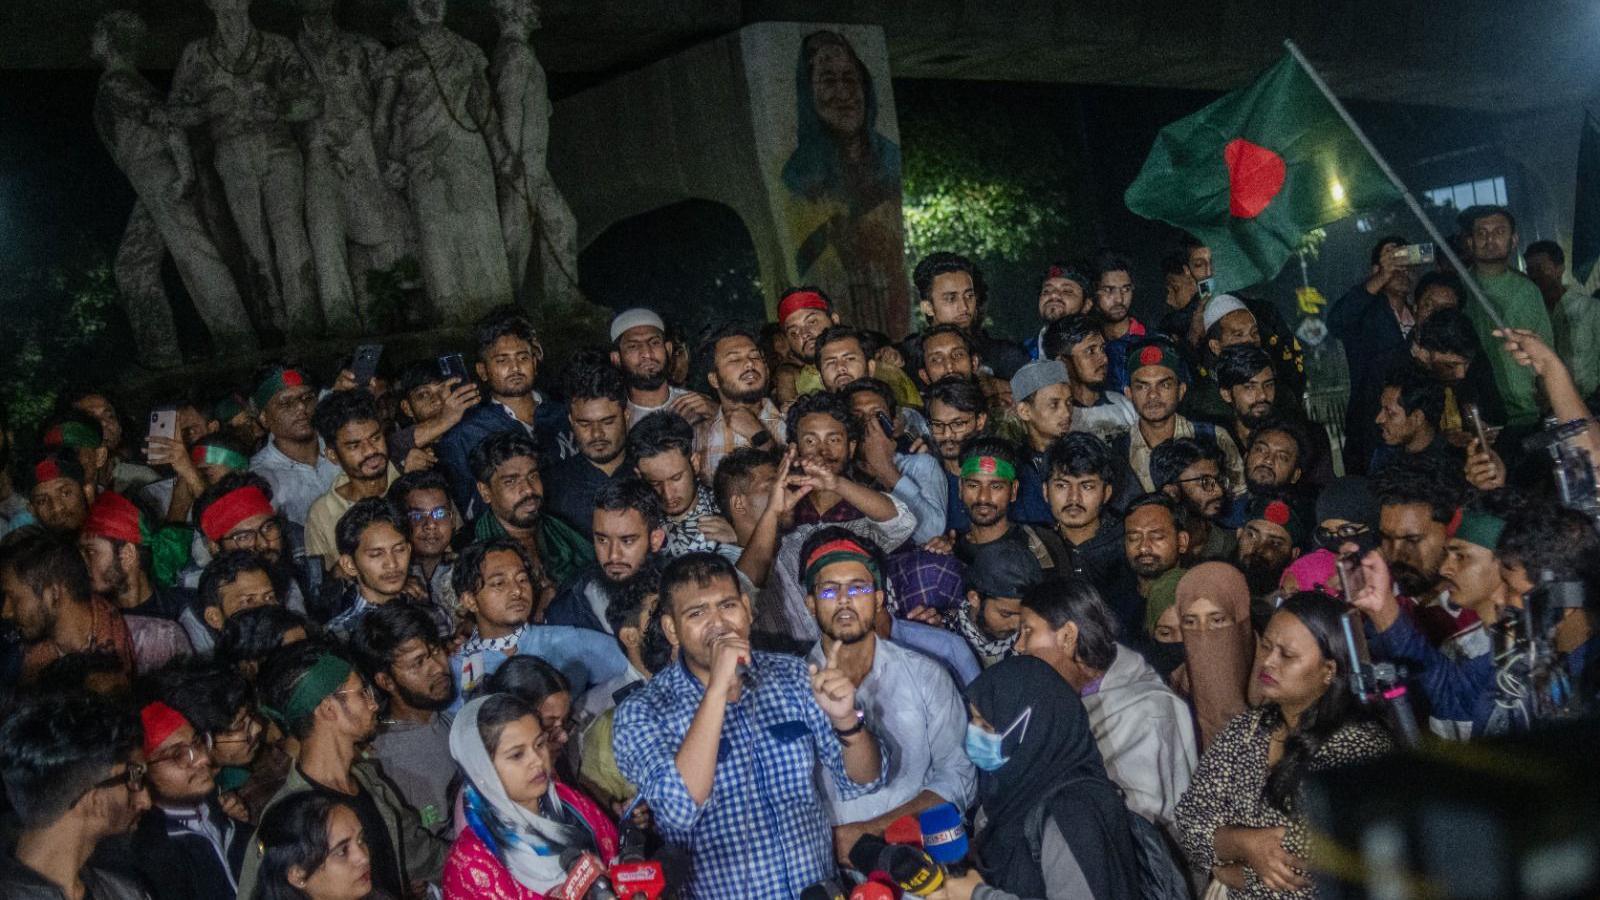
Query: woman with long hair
[[256, 792, 389, 900], [1175, 592, 1393, 898], [442, 693, 618, 899], [1174, 562, 1258, 748], [939, 655, 1140, 900]]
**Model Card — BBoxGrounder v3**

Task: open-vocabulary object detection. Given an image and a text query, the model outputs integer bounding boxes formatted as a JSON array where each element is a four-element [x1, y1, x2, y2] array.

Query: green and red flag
[[1125, 52, 1400, 293]]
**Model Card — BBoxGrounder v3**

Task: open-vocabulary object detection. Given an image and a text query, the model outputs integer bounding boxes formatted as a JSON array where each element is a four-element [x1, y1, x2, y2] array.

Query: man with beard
[[1242, 417, 1310, 497], [353, 602, 458, 836], [610, 308, 715, 426], [0, 693, 151, 899], [842, 378, 946, 545], [1026, 261, 1092, 360], [1, 529, 136, 683], [957, 537, 1043, 667], [772, 392, 916, 642], [779, 286, 843, 390], [128, 696, 247, 900], [1115, 339, 1246, 498], [141, 663, 265, 845], [1041, 313, 1136, 440], [438, 308, 576, 515], [78, 491, 197, 665], [952, 436, 1067, 571], [1123, 494, 1188, 652], [1045, 433, 1142, 633], [325, 499, 442, 640], [248, 366, 340, 530], [1371, 458, 1471, 646], [546, 478, 666, 634], [817, 326, 928, 426], [545, 364, 631, 538], [237, 644, 448, 898], [306, 389, 403, 571], [1370, 364, 1460, 475], [1461, 205, 1553, 428], [800, 525, 975, 860], [1232, 491, 1309, 620], [696, 323, 786, 477], [1093, 251, 1148, 392], [192, 474, 312, 616], [909, 251, 1028, 379], [924, 377, 990, 534], [449, 537, 630, 702], [470, 430, 594, 591], [189, 550, 282, 659], [27, 451, 96, 533], [1216, 346, 1277, 453], [915, 325, 1012, 416], [388, 469, 460, 631], [1151, 438, 1236, 563]]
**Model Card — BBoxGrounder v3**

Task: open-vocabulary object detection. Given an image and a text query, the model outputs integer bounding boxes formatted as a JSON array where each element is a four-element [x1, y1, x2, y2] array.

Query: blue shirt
[[613, 652, 886, 900], [891, 451, 949, 545], [889, 618, 982, 687], [449, 622, 630, 711]]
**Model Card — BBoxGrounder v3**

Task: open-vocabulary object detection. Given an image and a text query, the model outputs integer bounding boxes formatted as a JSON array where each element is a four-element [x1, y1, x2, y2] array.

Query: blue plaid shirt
[[613, 652, 886, 900]]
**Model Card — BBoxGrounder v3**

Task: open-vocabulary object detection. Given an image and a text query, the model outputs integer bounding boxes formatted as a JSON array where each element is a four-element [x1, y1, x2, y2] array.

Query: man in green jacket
[[236, 644, 446, 899], [1463, 206, 1555, 427]]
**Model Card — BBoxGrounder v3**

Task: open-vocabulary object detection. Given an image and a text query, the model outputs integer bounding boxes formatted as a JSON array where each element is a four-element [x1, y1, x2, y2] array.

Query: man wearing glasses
[[801, 526, 975, 863], [237, 644, 447, 898], [388, 469, 462, 633], [192, 474, 314, 616], [0, 692, 151, 899], [1151, 438, 1239, 565], [129, 700, 248, 899], [247, 365, 340, 530]]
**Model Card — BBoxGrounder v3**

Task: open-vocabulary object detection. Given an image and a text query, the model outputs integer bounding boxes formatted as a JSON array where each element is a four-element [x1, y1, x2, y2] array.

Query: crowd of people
[[1, 205, 1598, 900]]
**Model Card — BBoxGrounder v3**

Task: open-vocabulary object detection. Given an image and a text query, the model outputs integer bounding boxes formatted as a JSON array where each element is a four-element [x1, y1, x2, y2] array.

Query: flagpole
[[1282, 39, 1509, 332]]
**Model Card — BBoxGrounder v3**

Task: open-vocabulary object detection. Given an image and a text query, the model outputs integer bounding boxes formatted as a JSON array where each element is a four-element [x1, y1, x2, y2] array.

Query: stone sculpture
[[91, 10, 257, 363], [375, 0, 514, 322], [489, 0, 579, 307], [171, 0, 323, 336]]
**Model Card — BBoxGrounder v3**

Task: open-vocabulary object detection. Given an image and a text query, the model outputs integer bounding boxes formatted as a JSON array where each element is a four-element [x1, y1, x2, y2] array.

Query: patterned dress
[[1175, 707, 1392, 899]]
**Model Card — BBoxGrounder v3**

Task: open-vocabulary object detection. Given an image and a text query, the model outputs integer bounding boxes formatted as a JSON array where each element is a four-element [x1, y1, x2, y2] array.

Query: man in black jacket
[[0, 692, 152, 900]]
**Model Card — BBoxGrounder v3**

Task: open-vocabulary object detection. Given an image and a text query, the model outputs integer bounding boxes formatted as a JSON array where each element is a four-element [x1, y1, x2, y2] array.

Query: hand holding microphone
[[708, 632, 751, 689], [553, 849, 617, 900]]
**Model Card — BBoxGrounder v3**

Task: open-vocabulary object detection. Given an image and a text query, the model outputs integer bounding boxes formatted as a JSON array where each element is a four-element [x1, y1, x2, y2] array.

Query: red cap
[[200, 486, 274, 542], [140, 701, 190, 758], [1264, 500, 1291, 527], [777, 290, 829, 324], [83, 492, 144, 545]]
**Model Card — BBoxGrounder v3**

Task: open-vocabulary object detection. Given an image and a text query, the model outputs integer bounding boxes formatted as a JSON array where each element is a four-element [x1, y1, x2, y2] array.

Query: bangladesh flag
[[1125, 52, 1400, 293], [1571, 111, 1600, 283]]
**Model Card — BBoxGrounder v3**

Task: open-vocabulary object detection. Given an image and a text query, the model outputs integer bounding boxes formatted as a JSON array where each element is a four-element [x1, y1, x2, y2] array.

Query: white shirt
[[628, 385, 691, 426], [249, 436, 340, 528]]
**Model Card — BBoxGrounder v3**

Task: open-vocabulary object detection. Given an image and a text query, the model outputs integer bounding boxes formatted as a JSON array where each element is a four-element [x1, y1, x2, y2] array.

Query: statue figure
[[375, 0, 514, 322], [172, 0, 324, 335], [293, 0, 413, 330], [91, 10, 256, 362], [489, 0, 579, 306]]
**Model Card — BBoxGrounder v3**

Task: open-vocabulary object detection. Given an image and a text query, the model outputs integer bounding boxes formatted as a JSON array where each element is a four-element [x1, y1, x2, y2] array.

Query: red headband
[[33, 458, 63, 485], [200, 486, 274, 542], [777, 290, 829, 324], [804, 537, 872, 571], [140, 701, 190, 758], [83, 492, 144, 545]]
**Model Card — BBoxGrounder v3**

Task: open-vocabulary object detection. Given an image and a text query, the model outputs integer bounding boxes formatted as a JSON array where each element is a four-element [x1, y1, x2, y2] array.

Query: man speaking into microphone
[[613, 551, 887, 899]]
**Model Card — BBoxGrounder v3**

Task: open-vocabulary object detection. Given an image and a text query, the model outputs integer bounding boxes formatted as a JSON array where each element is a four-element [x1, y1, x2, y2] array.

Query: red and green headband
[[803, 537, 881, 592], [1449, 508, 1506, 551], [191, 442, 250, 473], [200, 486, 274, 542], [43, 420, 103, 450], [253, 368, 309, 411], [960, 454, 1016, 481], [83, 492, 151, 546]]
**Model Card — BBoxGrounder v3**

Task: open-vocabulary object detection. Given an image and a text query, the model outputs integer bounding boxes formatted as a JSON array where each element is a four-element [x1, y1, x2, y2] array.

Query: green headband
[[192, 443, 250, 472], [252, 368, 309, 411], [259, 654, 353, 728], [1454, 510, 1506, 551], [46, 420, 103, 450], [960, 455, 1016, 481]]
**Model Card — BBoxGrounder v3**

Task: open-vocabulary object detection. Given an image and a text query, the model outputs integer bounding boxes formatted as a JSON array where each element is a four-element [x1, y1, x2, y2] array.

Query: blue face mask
[[965, 707, 1031, 772]]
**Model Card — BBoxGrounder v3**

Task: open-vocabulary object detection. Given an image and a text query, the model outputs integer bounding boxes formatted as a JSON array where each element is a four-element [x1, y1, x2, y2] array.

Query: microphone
[[850, 881, 899, 900], [800, 879, 848, 900], [880, 844, 946, 897], [554, 849, 614, 900], [847, 833, 890, 875], [917, 802, 968, 867], [884, 815, 923, 847]]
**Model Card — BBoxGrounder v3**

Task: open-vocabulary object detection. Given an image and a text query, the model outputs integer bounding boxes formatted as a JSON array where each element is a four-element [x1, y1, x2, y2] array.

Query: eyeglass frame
[[406, 506, 451, 524], [88, 761, 147, 794], [219, 515, 285, 550], [147, 733, 214, 768]]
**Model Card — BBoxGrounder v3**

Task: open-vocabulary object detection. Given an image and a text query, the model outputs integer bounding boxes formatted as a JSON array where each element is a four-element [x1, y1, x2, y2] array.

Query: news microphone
[[881, 844, 945, 897], [554, 849, 614, 900], [884, 815, 923, 847], [917, 802, 968, 866], [848, 833, 891, 875], [850, 881, 898, 900], [800, 879, 848, 900], [608, 859, 666, 900]]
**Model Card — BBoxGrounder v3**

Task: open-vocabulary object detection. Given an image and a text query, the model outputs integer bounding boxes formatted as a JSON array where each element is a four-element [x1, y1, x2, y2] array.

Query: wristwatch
[[833, 707, 866, 738]]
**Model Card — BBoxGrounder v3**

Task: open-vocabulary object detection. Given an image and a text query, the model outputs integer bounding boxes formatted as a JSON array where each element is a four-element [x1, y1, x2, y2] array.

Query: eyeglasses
[[334, 684, 376, 703], [1174, 474, 1222, 492], [928, 417, 976, 436], [1316, 523, 1370, 544], [540, 714, 580, 736], [90, 762, 147, 794], [815, 581, 876, 602], [149, 735, 213, 768], [407, 506, 450, 523], [221, 517, 283, 549], [211, 712, 261, 745]]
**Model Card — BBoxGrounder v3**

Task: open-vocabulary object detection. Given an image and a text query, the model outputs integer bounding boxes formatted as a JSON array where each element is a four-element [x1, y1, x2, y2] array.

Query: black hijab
[[968, 656, 1139, 900]]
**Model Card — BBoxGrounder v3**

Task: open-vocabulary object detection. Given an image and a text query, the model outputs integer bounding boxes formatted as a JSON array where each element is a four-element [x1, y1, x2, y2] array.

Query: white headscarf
[[448, 695, 593, 892]]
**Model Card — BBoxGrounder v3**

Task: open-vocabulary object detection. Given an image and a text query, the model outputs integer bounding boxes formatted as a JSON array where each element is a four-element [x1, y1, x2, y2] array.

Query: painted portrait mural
[[748, 25, 910, 336]]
